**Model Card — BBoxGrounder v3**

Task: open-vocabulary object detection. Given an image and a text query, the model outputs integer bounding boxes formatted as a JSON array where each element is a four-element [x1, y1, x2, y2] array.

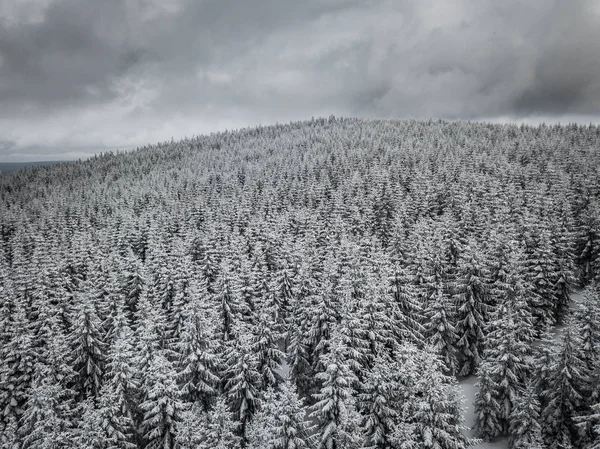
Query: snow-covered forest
[[1, 117, 599, 449]]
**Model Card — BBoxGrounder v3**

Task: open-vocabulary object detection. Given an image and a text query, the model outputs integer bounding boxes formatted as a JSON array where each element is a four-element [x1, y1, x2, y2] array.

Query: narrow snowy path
[[458, 290, 584, 448]]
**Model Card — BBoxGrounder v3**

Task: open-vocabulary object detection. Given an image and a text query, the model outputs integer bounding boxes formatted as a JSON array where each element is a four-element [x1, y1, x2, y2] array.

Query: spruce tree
[[223, 334, 262, 443], [509, 383, 544, 449], [541, 323, 587, 449], [474, 361, 502, 441], [453, 241, 492, 376], [139, 353, 185, 449], [18, 364, 75, 449], [246, 381, 313, 449], [177, 400, 241, 449], [103, 323, 140, 447], [69, 290, 106, 399], [250, 309, 284, 390], [175, 291, 220, 408], [387, 256, 424, 344], [310, 328, 362, 449], [480, 302, 533, 435], [0, 304, 35, 434]]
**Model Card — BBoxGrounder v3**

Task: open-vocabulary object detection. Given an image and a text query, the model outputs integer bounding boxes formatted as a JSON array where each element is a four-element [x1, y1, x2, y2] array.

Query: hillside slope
[[1, 118, 599, 448]]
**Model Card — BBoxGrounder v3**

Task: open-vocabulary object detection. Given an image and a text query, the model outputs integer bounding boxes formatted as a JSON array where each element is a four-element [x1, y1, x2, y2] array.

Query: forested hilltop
[[1, 117, 600, 449]]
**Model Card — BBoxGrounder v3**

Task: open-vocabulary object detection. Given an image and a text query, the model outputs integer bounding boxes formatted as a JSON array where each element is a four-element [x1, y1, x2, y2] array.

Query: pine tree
[[176, 292, 220, 408], [250, 309, 284, 390], [453, 241, 492, 376], [139, 353, 185, 449], [474, 361, 503, 441], [223, 334, 262, 443], [509, 383, 544, 449], [18, 365, 75, 449], [103, 323, 140, 447], [310, 328, 362, 449], [177, 398, 241, 449], [69, 290, 106, 399], [541, 323, 587, 449], [247, 381, 313, 449]]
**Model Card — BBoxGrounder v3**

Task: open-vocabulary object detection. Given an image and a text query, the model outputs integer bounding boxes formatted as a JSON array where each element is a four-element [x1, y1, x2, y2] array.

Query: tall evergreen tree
[[139, 353, 185, 449], [247, 381, 313, 449], [223, 335, 262, 443], [176, 291, 220, 408], [69, 290, 106, 399], [541, 323, 587, 449], [509, 383, 544, 449], [453, 241, 492, 376], [177, 400, 241, 449], [474, 361, 502, 441], [310, 329, 362, 449]]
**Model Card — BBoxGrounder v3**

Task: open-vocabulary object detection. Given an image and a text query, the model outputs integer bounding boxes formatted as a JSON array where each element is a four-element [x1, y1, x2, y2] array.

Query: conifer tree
[[387, 256, 424, 344], [223, 334, 262, 443], [575, 402, 600, 449], [139, 353, 185, 449], [359, 355, 401, 449], [310, 328, 362, 449], [474, 361, 502, 441], [509, 383, 543, 449], [574, 286, 600, 408], [250, 309, 284, 390], [18, 364, 75, 449], [525, 225, 561, 329], [214, 261, 243, 342], [69, 290, 106, 399], [453, 241, 492, 376], [103, 323, 140, 446], [176, 292, 220, 408], [74, 399, 112, 449], [480, 299, 533, 435], [247, 382, 313, 449], [122, 252, 146, 318], [177, 400, 241, 449], [0, 304, 35, 434], [541, 323, 587, 449]]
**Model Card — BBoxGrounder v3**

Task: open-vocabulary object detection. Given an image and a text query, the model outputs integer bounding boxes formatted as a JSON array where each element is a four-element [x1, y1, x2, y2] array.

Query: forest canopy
[[0, 117, 599, 449]]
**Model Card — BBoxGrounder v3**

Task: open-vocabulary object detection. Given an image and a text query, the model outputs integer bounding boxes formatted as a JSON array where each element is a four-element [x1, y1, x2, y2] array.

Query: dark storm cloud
[[0, 0, 599, 161]]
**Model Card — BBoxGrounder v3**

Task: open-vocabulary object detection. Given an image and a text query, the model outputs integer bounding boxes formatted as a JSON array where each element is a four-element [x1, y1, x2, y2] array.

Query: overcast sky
[[1, 0, 599, 161]]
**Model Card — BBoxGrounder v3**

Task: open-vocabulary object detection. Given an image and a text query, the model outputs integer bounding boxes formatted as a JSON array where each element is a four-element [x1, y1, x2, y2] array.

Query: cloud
[[0, 0, 599, 160]]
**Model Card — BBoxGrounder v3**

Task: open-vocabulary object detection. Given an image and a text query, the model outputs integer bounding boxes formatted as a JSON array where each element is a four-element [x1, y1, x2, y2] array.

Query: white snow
[[457, 289, 584, 448]]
